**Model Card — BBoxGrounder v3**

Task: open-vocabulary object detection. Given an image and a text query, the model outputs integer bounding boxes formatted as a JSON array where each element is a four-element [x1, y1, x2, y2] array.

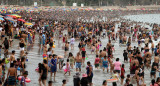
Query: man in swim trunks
[[10, 50, 16, 66], [75, 52, 82, 72], [7, 63, 17, 86]]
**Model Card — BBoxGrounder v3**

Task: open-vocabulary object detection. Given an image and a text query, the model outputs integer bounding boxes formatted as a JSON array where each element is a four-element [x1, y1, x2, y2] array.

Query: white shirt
[[0, 27, 2, 32], [70, 38, 75, 44]]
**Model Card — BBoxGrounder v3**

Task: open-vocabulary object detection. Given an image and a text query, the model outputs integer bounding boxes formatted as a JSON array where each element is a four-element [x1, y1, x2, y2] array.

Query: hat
[[82, 74, 87, 77]]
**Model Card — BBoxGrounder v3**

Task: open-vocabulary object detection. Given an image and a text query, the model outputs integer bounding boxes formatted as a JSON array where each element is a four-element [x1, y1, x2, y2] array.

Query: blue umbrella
[[0, 17, 4, 21], [1, 13, 8, 16]]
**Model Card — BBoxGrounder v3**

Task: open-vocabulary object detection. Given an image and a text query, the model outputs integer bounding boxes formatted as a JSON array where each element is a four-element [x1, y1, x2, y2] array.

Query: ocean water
[[1, 14, 160, 86], [122, 14, 160, 24]]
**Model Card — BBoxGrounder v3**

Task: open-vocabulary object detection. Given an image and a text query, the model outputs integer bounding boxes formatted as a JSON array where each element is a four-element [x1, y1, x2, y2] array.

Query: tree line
[[1, 0, 160, 6]]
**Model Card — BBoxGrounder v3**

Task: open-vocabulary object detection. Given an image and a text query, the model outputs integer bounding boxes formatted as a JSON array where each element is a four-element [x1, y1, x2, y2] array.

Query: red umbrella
[[7, 15, 17, 19], [17, 19, 25, 22]]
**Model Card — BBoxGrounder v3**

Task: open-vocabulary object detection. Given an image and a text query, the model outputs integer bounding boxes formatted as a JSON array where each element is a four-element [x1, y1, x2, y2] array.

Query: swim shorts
[[76, 62, 81, 68]]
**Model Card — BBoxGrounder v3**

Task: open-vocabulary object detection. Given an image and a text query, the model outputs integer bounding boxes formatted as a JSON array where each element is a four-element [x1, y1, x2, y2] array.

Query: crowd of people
[[0, 7, 159, 86]]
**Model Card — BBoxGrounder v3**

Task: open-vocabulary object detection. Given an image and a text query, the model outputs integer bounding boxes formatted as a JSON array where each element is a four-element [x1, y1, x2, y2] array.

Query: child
[[121, 64, 125, 85], [102, 56, 109, 72], [103, 32, 106, 38], [42, 53, 48, 60], [126, 74, 131, 82], [20, 71, 28, 86], [81, 46, 87, 66], [123, 50, 128, 62], [48, 81, 53, 86], [64, 59, 70, 76], [62, 79, 66, 86], [91, 44, 95, 54], [94, 55, 100, 69]]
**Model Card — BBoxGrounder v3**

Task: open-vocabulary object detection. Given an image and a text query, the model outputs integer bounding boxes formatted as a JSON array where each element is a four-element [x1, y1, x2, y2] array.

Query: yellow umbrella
[[88, 32, 92, 34], [24, 22, 33, 26]]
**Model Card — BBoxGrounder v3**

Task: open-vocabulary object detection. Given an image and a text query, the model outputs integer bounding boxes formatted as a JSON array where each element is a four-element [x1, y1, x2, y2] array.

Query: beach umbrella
[[11, 14, 21, 18], [5, 17, 15, 21], [5, 17, 16, 23], [17, 19, 25, 22], [7, 15, 17, 19], [1, 13, 8, 16], [0, 17, 4, 21], [24, 22, 33, 26], [141, 8, 145, 10], [44, 25, 49, 27], [0, 15, 4, 17]]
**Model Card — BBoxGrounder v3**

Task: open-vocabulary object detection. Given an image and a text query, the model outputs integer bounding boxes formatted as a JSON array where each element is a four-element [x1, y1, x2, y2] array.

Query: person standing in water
[[70, 36, 75, 50], [7, 63, 17, 86], [86, 61, 93, 86], [113, 58, 121, 74], [81, 46, 87, 66], [10, 50, 15, 65], [20, 71, 28, 86], [120, 64, 125, 85], [64, 42, 69, 57], [2, 37, 9, 58], [94, 55, 100, 69], [75, 52, 82, 72], [40, 60, 49, 86], [50, 54, 58, 81], [64, 59, 70, 76], [102, 56, 109, 72], [68, 52, 75, 69]]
